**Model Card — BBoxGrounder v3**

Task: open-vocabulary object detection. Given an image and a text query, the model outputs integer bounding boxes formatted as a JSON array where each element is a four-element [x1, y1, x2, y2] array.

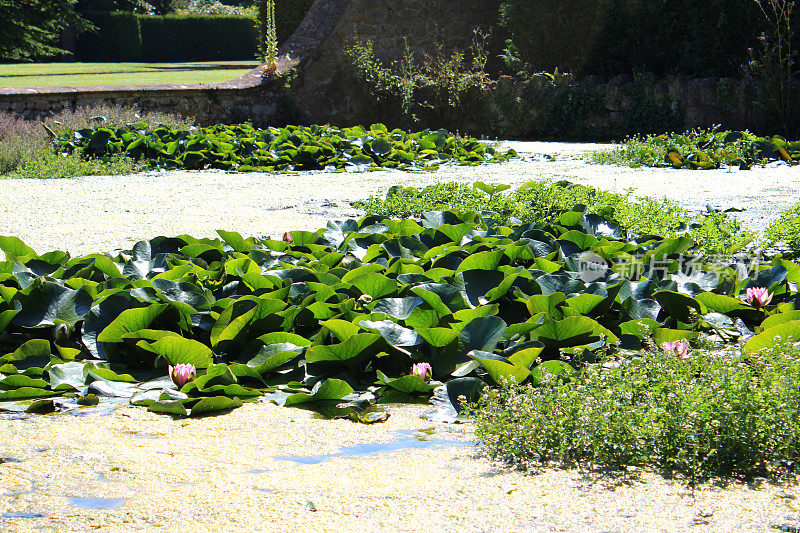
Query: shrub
[[76, 11, 142, 62], [765, 201, 800, 253], [355, 181, 753, 255], [471, 343, 800, 480], [138, 14, 256, 61]]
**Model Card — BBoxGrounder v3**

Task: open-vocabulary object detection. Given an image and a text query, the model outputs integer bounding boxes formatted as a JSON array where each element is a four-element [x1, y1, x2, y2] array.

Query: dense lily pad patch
[[0, 206, 796, 419], [53, 122, 517, 172], [591, 129, 800, 169]]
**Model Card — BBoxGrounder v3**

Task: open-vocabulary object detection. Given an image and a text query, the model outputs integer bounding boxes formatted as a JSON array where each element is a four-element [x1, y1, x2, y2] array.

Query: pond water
[[272, 429, 473, 466], [68, 496, 129, 510]]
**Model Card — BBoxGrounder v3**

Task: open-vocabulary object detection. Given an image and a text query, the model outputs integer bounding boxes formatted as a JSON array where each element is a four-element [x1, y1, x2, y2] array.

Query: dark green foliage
[[275, 0, 313, 44], [139, 14, 256, 61], [521, 73, 607, 139], [499, 0, 784, 77], [76, 11, 142, 62], [0, 0, 94, 62], [0, 206, 796, 421], [355, 181, 753, 255], [54, 122, 517, 172], [591, 129, 800, 169], [471, 344, 800, 479], [765, 203, 800, 254]]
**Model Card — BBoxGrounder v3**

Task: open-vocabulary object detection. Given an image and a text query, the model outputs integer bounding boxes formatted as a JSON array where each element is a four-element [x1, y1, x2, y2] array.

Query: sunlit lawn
[[0, 61, 260, 87]]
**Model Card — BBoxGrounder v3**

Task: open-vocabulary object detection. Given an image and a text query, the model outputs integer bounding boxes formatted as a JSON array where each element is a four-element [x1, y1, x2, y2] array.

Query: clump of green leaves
[[471, 343, 800, 480], [355, 181, 752, 255], [765, 202, 800, 253], [589, 129, 800, 169], [55, 122, 516, 172], [10, 151, 146, 179]]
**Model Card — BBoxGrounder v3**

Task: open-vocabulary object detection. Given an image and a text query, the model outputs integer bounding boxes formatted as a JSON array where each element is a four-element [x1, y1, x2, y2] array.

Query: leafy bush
[[471, 343, 800, 479], [356, 181, 753, 255], [9, 152, 145, 179], [344, 33, 496, 132], [765, 202, 800, 253], [590, 129, 800, 169], [55, 122, 517, 172], [76, 11, 142, 62], [138, 14, 256, 61], [1, 0, 94, 62], [498, 0, 775, 77]]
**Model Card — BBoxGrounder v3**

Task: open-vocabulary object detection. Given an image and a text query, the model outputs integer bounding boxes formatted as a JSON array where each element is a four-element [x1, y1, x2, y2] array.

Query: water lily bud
[[169, 364, 196, 388], [53, 323, 70, 343], [357, 294, 373, 306], [282, 232, 293, 243], [411, 362, 433, 381], [745, 287, 772, 308], [661, 340, 690, 360]]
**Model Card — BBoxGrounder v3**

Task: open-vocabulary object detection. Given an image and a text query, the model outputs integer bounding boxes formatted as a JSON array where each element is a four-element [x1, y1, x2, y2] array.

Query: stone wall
[[0, 75, 289, 126]]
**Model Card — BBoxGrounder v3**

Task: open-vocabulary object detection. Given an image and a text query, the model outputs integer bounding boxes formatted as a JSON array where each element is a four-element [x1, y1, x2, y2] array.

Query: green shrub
[[10, 152, 145, 179], [589, 129, 799, 169], [499, 0, 777, 77], [765, 202, 800, 253], [76, 11, 142, 61], [275, 0, 313, 44], [139, 14, 256, 61], [355, 181, 753, 255], [471, 343, 800, 479]]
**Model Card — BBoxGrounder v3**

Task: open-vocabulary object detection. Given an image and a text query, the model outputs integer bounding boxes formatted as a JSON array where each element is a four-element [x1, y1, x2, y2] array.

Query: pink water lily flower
[[411, 362, 433, 381], [745, 287, 772, 308], [661, 340, 691, 360], [169, 364, 196, 388], [282, 232, 293, 243]]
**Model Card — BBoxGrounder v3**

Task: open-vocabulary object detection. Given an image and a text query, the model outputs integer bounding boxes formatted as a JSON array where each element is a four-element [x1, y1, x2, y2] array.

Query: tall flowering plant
[[256, 0, 278, 75]]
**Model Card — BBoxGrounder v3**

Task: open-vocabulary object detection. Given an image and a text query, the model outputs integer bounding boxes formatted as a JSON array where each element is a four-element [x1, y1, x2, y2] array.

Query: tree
[[0, 0, 93, 62]]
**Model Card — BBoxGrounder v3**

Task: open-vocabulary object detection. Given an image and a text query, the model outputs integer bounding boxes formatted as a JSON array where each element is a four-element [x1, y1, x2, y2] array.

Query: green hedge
[[139, 14, 257, 61], [75, 11, 142, 62], [499, 0, 786, 77], [73, 3, 313, 62], [275, 0, 314, 44]]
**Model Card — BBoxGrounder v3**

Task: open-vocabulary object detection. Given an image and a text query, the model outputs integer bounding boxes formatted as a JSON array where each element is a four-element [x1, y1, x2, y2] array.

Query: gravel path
[[1, 141, 798, 256]]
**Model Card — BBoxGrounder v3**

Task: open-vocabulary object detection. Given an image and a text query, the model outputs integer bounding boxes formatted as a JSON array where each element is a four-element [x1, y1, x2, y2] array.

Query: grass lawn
[[0, 61, 260, 87]]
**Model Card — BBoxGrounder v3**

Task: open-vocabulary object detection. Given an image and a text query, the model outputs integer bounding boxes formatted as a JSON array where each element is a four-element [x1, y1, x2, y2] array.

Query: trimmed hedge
[[139, 14, 257, 61], [75, 11, 142, 62], [499, 0, 786, 77], [275, 0, 314, 44], [72, 3, 314, 62]]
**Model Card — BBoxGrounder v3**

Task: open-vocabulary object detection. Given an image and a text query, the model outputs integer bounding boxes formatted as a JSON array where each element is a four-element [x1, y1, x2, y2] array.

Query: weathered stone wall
[[0, 76, 289, 126]]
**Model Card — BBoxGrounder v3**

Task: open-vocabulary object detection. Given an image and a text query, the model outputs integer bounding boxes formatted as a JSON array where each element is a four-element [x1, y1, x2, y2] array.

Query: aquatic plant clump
[[0, 207, 796, 420], [590, 129, 800, 169], [471, 343, 800, 479], [53, 122, 517, 173]]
